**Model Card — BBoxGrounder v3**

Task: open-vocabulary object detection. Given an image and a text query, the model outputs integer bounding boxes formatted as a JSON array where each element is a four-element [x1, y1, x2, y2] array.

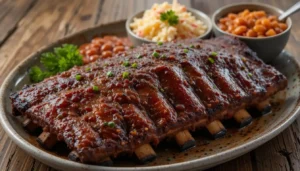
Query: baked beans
[[79, 36, 132, 64], [218, 9, 288, 38]]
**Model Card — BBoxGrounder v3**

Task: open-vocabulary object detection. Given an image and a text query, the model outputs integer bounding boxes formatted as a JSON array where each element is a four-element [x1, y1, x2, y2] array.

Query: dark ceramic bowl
[[212, 3, 292, 62], [126, 8, 212, 46]]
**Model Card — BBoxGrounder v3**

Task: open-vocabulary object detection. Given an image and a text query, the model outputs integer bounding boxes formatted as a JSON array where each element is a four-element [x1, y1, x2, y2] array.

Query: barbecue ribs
[[10, 36, 287, 164]]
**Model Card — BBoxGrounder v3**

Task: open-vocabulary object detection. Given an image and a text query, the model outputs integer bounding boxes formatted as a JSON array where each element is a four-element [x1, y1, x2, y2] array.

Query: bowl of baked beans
[[212, 3, 292, 62], [79, 36, 132, 64]]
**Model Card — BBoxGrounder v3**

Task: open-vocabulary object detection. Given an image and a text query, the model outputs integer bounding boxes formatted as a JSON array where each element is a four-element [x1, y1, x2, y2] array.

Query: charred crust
[[138, 154, 156, 164], [238, 117, 253, 128], [260, 104, 272, 115], [212, 129, 227, 139], [179, 139, 196, 152]]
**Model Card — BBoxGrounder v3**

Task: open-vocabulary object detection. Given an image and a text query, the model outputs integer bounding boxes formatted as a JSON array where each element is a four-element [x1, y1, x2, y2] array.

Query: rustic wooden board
[[0, 0, 299, 171]]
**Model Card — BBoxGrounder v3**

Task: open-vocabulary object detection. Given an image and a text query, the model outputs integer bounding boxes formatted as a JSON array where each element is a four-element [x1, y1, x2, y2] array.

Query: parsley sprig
[[160, 10, 179, 26], [29, 44, 83, 83]]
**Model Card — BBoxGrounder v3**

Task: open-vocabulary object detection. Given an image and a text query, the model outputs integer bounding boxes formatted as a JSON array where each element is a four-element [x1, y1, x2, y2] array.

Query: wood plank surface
[[0, 0, 37, 46], [0, 0, 299, 171]]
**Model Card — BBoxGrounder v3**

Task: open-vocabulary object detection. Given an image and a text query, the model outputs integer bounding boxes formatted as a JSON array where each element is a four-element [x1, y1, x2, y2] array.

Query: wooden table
[[0, 0, 299, 170]]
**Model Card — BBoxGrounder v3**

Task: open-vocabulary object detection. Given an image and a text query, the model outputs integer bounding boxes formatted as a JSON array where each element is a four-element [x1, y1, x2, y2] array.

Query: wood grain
[[0, 0, 101, 170], [0, 0, 299, 171], [0, 0, 37, 46]]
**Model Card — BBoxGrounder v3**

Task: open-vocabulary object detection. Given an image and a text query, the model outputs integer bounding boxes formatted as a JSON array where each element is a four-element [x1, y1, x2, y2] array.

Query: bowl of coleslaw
[[126, 1, 212, 46]]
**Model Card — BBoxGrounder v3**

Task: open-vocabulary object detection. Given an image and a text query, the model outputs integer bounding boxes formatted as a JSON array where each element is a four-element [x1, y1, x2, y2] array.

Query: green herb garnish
[[210, 51, 218, 57], [122, 71, 130, 79], [107, 71, 114, 77], [152, 51, 160, 58], [190, 45, 195, 48], [183, 49, 188, 53], [85, 67, 91, 72], [157, 42, 163, 46], [131, 63, 138, 68], [136, 54, 143, 59], [75, 74, 82, 81], [107, 121, 116, 128], [29, 44, 83, 83], [29, 66, 51, 83], [160, 10, 179, 26], [208, 57, 215, 64], [123, 60, 130, 67], [161, 54, 167, 59], [92, 85, 99, 92], [248, 73, 253, 77]]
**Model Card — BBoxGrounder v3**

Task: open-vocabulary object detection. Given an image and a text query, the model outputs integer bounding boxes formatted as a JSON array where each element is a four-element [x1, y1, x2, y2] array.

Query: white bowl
[[126, 8, 213, 46]]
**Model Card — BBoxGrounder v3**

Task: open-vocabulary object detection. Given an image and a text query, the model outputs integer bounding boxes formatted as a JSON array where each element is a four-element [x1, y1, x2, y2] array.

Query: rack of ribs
[[10, 36, 287, 165]]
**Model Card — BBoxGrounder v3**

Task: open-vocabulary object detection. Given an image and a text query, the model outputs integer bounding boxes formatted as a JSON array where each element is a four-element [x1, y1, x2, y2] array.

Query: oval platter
[[1, 20, 300, 171]]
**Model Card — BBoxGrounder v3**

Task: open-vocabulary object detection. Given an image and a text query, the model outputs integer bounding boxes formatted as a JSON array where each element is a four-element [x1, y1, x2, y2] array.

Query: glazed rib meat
[[10, 36, 287, 163]]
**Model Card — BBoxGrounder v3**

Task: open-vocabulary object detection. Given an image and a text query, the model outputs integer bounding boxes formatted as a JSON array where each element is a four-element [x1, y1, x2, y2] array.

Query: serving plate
[[1, 20, 300, 171]]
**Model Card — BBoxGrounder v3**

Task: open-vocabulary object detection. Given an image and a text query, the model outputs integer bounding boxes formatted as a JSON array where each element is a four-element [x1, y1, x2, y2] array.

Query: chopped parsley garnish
[[210, 51, 218, 57], [152, 51, 160, 58], [248, 73, 253, 77], [29, 67, 50, 83], [122, 71, 130, 79], [157, 42, 163, 46], [161, 54, 167, 59], [136, 54, 143, 59], [107, 71, 114, 77], [160, 10, 179, 26], [208, 57, 215, 64], [131, 63, 138, 68], [75, 74, 82, 81], [183, 49, 189, 53], [92, 85, 99, 92], [85, 67, 91, 71], [29, 44, 83, 83], [123, 60, 130, 67], [190, 45, 195, 48], [107, 121, 116, 128]]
